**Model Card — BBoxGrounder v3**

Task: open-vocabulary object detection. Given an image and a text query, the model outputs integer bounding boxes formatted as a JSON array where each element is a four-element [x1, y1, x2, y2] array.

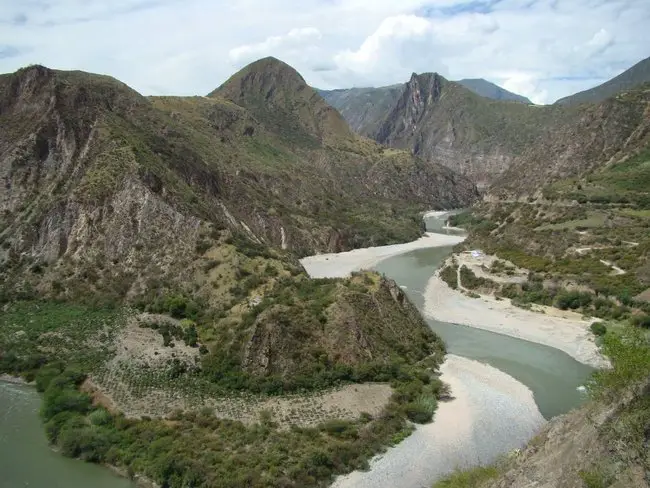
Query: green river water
[[0, 212, 592, 487]]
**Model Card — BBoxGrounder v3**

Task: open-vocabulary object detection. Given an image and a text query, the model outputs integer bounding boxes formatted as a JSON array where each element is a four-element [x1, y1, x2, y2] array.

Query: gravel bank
[[424, 261, 609, 369], [299, 232, 464, 278], [332, 355, 545, 488]]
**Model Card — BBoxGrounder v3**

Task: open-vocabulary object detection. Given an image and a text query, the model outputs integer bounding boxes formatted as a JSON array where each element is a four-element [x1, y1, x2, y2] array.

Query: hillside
[[556, 55, 650, 105], [456, 78, 532, 104], [434, 141, 650, 488], [490, 83, 650, 198], [0, 60, 476, 487]]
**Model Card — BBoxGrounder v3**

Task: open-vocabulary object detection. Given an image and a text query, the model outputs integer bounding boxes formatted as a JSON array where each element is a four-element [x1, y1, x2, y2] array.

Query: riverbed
[[303, 211, 595, 487]]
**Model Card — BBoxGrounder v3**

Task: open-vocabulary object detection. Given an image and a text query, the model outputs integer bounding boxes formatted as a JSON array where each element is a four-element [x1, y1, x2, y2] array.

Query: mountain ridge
[[556, 55, 650, 105]]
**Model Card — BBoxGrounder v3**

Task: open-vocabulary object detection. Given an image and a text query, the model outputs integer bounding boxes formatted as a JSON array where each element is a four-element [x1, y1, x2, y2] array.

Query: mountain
[[369, 72, 572, 188], [317, 85, 403, 134], [211, 57, 354, 145], [0, 60, 476, 487], [456, 78, 532, 104], [321, 69, 649, 192], [556, 55, 650, 105], [320, 73, 565, 187], [319, 78, 531, 145]]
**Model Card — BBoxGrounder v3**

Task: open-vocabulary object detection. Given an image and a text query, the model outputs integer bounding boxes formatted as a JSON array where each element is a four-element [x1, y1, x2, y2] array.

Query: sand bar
[[331, 355, 545, 488], [300, 232, 464, 278], [424, 263, 609, 369]]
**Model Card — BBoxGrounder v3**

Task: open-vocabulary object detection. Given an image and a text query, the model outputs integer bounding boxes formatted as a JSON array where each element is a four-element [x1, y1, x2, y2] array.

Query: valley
[[1, 50, 649, 488]]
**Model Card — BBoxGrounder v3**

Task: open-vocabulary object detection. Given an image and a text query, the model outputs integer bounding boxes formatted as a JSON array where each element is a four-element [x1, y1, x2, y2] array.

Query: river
[[376, 212, 593, 419], [0, 381, 134, 488]]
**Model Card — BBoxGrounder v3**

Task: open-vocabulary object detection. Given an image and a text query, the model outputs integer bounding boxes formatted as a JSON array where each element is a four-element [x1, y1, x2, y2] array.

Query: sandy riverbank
[[332, 355, 545, 488], [424, 259, 609, 369], [0, 374, 29, 385], [300, 232, 464, 278]]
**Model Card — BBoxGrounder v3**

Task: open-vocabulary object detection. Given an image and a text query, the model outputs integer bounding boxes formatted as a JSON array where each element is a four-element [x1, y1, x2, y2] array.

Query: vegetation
[[590, 322, 607, 337], [459, 266, 496, 291], [432, 465, 502, 488], [439, 264, 459, 290], [1, 278, 449, 488], [38, 365, 419, 488]]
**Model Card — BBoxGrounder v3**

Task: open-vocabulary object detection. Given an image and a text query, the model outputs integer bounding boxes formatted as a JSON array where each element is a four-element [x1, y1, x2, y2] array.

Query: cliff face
[[371, 73, 551, 188]]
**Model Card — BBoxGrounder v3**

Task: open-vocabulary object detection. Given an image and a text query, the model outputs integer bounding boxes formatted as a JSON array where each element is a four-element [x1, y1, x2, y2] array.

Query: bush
[[590, 322, 607, 336], [632, 314, 650, 329]]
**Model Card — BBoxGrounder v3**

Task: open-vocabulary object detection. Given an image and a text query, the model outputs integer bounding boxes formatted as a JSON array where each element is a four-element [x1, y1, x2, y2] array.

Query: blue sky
[[0, 0, 648, 103]]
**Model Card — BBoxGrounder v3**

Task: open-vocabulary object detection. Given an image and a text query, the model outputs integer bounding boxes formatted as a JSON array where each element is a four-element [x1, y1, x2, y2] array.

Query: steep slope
[[371, 72, 569, 188], [457, 78, 532, 104], [0, 59, 477, 388], [319, 78, 530, 136], [556, 55, 650, 105], [317, 85, 404, 134]]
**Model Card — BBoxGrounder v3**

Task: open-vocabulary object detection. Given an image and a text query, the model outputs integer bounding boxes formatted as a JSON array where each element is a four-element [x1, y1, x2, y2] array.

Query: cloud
[[229, 27, 323, 66], [0, 0, 648, 102]]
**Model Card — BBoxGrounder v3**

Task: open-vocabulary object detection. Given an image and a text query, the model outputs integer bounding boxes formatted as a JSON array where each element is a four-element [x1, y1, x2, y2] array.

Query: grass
[[432, 465, 501, 488], [535, 212, 607, 231], [0, 301, 128, 380]]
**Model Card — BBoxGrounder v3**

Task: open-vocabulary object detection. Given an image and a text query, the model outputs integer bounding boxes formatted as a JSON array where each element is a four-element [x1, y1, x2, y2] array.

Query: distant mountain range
[[319, 61, 650, 191], [555, 55, 650, 105]]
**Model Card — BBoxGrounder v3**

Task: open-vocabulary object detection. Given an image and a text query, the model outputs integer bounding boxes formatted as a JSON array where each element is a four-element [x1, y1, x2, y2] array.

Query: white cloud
[[0, 0, 648, 102], [229, 27, 322, 65]]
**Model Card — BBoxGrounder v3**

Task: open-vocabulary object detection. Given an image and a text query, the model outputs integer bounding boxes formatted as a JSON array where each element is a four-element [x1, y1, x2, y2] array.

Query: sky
[[0, 0, 648, 104]]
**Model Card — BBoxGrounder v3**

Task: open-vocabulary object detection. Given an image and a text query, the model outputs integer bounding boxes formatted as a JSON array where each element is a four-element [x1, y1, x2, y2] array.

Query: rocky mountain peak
[[210, 56, 309, 103], [210, 57, 354, 145], [375, 72, 447, 144]]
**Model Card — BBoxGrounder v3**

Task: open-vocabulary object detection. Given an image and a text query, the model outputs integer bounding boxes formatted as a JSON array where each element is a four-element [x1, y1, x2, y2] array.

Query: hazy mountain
[[456, 78, 532, 104]]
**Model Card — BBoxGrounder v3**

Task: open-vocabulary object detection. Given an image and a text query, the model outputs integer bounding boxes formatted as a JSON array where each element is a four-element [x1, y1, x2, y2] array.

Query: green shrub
[[440, 265, 458, 290], [590, 322, 607, 337]]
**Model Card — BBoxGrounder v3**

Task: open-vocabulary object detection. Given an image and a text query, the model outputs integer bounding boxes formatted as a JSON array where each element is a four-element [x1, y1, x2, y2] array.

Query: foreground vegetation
[[0, 283, 450, 488]]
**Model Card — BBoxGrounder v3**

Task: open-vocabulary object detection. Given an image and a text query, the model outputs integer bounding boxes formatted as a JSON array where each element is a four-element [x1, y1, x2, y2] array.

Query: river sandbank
[[0, 374, 29, 385], [299, 232, 464, 278], [424, 259, 609, 369], [331, 355, 545, 488]]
